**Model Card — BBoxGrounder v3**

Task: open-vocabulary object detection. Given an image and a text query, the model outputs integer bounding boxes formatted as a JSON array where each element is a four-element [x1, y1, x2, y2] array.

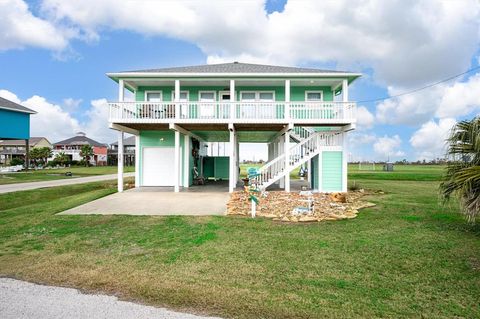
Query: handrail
[[254, 132, 343, 189]]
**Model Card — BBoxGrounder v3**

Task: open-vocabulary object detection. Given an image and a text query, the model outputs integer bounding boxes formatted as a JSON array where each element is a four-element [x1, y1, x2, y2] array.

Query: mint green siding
[[322, 151, 343, 192], [139, 131, 191, 186], [203, 156, 230, 180]]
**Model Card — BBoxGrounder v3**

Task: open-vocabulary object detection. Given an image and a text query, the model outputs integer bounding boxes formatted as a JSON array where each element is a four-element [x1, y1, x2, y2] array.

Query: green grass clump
[[0, 165, 479, 318]]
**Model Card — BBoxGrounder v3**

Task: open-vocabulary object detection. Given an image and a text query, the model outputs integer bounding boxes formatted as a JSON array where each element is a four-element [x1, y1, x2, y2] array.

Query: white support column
[[118, 79, 125, 102], [342, 79, 349, 102], [279, 135, 285, 188], [284, 130, 290, 192], [174, 79, 180, 119], [236, 138, 240, 185], [135, 135, 140, 187], [174, 131, 180, 192], [229, 126, 235, 193], [307, 159, 312, 185], [285, 79, 290, 120], [184, 135, 190, 188], [230, 79, 235, 120], [342, 132, 348, 192], [117, 131, 124, 192]]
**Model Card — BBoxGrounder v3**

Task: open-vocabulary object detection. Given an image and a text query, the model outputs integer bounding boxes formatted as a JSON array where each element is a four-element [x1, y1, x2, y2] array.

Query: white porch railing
[[254, 132, 343, 190], [109, 101, 356, 123]]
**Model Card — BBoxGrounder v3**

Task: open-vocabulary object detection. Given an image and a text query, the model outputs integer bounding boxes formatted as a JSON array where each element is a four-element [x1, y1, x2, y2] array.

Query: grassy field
[[0, 166, 135, 185], [0, 165, 479, 318]]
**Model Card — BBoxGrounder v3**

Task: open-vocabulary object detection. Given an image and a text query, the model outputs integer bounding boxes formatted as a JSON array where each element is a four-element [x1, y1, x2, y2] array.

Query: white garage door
[[142, 147, 176, 186]]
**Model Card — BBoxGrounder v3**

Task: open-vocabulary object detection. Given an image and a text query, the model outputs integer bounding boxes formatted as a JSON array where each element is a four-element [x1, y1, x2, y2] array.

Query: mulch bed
[[227, 189, 378, 222]]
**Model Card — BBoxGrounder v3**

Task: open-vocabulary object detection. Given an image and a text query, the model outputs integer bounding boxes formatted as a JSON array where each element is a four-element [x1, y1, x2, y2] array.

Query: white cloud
[[356, 106, 375, 129], [62, 98, 82, 113], [376, 72, 480, 125], [373, 135, 405, 159], [0, 0, 69, 51], [38, 0, 480, 87], [410, 118, 456, 160], [437, 73, 480, 118], [0, 90, 115, 143]]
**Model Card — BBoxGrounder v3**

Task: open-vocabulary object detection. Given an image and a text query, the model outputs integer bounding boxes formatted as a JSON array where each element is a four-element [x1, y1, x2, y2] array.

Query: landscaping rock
[[227, 189, 376, 223]]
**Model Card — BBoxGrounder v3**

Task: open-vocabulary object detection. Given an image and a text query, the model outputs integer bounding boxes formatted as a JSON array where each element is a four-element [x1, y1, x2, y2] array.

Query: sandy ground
[[0, 278, 221, 319]]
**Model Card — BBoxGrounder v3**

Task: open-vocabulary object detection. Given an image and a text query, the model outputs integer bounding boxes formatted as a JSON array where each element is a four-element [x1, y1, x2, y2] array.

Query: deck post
[[342, 79, 348, 102], [342, 132, 348, 192], [24, 138, 29, 171], [184, 134, 190, 188], [175, 79, 180, 119], [279, 135, 285, 188], [230, 79, 235, 119], [229, 124, 235, 193], [236, 137, 240, 186], [285, 79, 290, 120], [285, 129, 290, 192], [135, 134, 140, 187], [174, 130, 180, 192], [117, 130, 124, 192]]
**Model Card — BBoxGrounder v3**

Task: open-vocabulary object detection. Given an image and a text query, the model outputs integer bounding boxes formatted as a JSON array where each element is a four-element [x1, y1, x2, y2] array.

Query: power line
[[357, 65, 480, 104]]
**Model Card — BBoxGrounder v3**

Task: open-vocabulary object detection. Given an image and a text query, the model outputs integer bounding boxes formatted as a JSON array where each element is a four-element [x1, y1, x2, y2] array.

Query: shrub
[[10, 158, 24, 166]]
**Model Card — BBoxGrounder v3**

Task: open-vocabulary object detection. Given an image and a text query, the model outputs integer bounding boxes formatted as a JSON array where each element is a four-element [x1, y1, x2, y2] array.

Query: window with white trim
[[172, 91, 189, 101], [199, 91, 216, 102], [240, 91, 275, 101], [145, 91, 162, 102], [305, 91, 323, 101]]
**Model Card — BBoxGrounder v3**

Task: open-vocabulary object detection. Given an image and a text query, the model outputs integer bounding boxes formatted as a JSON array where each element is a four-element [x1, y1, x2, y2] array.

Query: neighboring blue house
[[0, 97, 36, 167]]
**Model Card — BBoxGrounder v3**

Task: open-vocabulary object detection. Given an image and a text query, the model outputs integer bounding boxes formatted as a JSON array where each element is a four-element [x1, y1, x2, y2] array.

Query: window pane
[[146, 92, 161, 102], [180, 92, 188, 100], [200, 92, 215, 101], [241, 92, 256, 101], [306, 92, 322, 101], [259, 92, 274, 101]]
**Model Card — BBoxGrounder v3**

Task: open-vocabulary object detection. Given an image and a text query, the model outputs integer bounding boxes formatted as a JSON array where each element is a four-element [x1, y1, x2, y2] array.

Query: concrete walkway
[[0, 278, 221, 319], [0, 173, 134, 194], [59, 188, 229, 215]]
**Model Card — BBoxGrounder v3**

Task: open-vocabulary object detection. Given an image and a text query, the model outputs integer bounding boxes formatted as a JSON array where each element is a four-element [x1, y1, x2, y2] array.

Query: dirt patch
[[227, 190, 376, 222]]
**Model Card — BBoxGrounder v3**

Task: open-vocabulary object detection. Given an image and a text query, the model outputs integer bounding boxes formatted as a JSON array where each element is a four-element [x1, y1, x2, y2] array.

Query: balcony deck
[[109, 101, 356, 127]]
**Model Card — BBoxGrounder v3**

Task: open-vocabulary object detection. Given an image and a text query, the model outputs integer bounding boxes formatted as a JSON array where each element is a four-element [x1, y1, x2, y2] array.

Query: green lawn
[[0, 166, 135, 185], [0, 166, 479, 318]]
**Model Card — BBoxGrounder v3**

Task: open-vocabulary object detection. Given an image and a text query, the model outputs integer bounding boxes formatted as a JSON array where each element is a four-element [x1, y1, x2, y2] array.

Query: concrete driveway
[[0, 173, 135, 194], [59, 188, 229, 216], [0, 278, 221, 319]]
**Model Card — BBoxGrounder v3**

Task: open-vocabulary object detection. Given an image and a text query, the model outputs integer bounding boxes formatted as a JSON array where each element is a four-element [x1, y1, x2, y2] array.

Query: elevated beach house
[[108, 62, 360, 193], [0, 97, 36, 167]]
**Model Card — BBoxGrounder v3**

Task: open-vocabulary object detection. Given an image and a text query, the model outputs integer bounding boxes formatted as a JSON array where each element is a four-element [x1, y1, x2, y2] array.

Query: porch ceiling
[[191, 130, 279, 143]]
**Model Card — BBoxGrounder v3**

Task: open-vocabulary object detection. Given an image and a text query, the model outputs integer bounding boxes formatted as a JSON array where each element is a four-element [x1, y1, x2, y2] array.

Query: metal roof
[[0, 97, 36, 114], [108, 62, 361, 79], [0, 137, 50, 146], [124, 62, 348, 74], [54, 135, 107, 147]]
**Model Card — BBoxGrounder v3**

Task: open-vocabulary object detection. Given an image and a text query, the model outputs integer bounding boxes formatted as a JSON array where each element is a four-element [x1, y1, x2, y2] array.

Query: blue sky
[[1, 0, 479, 161]]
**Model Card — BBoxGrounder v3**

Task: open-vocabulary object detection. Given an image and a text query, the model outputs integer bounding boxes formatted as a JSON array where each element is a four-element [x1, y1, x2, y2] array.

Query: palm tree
[[80, 145, 94, 167], [440, 117, 480, 222], [54, 152, 69, 166]]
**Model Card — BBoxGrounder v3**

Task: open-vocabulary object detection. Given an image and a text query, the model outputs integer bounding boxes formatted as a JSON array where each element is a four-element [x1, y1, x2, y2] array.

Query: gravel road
[[0, 278, 221, 319]]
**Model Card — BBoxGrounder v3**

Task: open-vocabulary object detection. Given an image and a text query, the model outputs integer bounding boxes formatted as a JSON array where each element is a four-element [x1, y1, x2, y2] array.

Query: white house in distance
[[107, 62, 360, 193], [52, 132, 108, 166]]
